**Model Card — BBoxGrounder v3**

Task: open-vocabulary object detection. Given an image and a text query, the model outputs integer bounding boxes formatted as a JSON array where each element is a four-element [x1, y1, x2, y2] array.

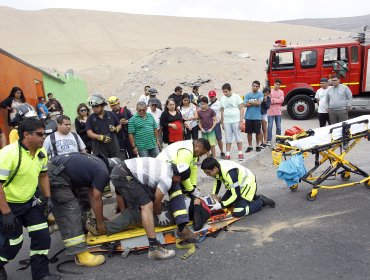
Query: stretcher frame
[[274, 119, 370, 201]]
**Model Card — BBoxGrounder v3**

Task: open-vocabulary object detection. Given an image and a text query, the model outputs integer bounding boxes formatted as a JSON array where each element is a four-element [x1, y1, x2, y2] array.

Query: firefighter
[[0, 119, 61, 280], [47, 153, 120, 267], [201, 157, 275, 217], [156, 138, 211, 196]]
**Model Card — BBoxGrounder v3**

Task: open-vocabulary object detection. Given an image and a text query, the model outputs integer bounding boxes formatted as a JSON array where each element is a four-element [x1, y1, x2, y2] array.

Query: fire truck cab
[[266, 34, 370, 120]]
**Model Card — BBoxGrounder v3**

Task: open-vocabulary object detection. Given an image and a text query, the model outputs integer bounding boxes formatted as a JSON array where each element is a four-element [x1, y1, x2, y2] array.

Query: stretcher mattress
[[288, 115, 370, 150]]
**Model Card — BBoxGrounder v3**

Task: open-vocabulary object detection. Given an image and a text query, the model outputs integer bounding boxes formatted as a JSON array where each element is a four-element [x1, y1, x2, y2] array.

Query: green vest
[[218, 160, 256, 202]]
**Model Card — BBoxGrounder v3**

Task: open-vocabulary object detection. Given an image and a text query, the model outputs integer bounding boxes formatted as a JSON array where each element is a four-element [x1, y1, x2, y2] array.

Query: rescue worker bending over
[[47, 152, 118, 267], [107, 158, 195, 260], [201, 158, 275, 217], [157, 138, 211, 196], [0, 119, 62, 280]]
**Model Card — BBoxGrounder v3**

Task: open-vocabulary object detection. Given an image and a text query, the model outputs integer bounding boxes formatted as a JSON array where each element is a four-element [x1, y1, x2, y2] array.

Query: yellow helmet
[[108, 96, 119, 105]]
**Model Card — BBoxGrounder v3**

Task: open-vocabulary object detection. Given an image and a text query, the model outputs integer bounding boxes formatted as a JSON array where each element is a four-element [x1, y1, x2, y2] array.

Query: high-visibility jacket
[[157, 140, 197, 192], [213, 160, 256, 207]]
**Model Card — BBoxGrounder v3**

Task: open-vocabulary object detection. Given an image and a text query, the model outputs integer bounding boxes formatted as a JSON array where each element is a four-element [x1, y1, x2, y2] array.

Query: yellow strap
[[175, 239, 196, 260]]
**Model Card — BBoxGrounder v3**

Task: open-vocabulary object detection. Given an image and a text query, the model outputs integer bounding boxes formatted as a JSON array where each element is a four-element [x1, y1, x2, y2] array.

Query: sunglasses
[[29, 131, 46, 137], [79, 109, 87, 112]]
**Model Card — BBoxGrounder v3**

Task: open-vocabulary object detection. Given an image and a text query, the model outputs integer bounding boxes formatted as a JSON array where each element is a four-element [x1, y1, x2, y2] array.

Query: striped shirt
[[125, 158, 173, 194], [128, 113, 158, 151]]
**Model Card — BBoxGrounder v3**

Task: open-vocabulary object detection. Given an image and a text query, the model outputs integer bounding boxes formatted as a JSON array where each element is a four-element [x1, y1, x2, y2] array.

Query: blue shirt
[[244, 91, 263, 120], [37, 102, 49, 118]]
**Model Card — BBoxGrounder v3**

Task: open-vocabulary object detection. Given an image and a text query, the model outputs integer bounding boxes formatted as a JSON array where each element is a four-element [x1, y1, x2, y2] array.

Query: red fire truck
[[266, 31, 370, 120]]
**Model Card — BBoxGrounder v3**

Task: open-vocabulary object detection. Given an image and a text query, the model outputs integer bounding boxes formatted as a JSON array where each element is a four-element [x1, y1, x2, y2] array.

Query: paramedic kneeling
[[110, 158, 194, 260], [201, 157, 275, 217]]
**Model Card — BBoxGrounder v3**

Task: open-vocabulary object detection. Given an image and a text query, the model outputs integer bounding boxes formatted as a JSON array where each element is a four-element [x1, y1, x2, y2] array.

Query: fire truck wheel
[[287, 94, 315, 120]]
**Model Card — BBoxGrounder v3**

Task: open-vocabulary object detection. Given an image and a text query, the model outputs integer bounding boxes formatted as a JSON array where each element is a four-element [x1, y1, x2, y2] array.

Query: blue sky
[[0, 0, 369, 21]]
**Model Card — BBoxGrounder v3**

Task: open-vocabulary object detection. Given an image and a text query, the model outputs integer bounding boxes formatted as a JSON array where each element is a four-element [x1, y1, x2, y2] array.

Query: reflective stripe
[[169, 190, 182, 200], [30, 249, 49, 256], [63, 234, 86, 247], [9, 235, 24, 246], [0, 256, 9, 262], [0, 169, 10, 176], [234, 206, 249, 216], [42, 165, 48, 170], [27, 222, 48, 232], [173, 209, 188, 217]]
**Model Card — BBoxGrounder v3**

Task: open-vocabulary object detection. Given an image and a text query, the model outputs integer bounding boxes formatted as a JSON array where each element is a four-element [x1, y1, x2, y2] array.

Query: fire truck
[[266, 29, 370, 120]]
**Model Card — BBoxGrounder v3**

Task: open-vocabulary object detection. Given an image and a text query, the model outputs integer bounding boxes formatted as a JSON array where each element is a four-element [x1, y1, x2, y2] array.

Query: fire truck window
[[272, 52, 294, 70], [324, 47, 348, 67], [351, 46, 358, 62], [300, 50, 317, 68]]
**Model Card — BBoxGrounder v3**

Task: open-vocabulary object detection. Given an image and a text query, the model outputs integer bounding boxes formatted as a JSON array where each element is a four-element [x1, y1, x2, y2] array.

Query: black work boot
[[258, 194, 275, 208], [0, 266, 7, 280], [40, 273, 63, 280]]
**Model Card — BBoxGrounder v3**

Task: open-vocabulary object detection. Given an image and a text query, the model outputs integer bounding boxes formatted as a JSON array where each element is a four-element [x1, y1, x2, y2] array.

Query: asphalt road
[[6, 110, 370, 280]]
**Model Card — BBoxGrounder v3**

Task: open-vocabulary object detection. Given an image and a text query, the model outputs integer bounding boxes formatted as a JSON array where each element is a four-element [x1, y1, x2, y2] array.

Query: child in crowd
[[197, 96, 217, 157], [260, 87, 271, 148]]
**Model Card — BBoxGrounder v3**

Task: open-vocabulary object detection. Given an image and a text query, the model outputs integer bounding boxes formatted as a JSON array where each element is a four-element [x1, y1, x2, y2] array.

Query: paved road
[[6, 110, 370, 280]]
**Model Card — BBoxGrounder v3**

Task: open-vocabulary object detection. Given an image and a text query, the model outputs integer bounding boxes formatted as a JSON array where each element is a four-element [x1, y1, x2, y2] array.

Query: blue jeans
[[267, 115, 282, 142], [138, 146, 159, 158]]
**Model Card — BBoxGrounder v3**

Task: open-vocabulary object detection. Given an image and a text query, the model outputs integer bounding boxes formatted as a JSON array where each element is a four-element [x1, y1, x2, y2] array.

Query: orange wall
[[0, 53, 44, 139]]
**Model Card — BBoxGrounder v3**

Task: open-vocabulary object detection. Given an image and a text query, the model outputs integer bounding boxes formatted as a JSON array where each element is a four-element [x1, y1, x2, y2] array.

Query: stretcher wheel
[[306, 192, 317, 201], [290, 184, 298, 192], [340, 172, 351, 181], [364, 180, 370, 189]]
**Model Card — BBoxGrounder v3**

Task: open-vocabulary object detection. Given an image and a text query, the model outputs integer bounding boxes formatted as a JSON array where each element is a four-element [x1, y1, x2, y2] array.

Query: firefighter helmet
[[108, 96, 119, 106], [87, 94, 107, 107]]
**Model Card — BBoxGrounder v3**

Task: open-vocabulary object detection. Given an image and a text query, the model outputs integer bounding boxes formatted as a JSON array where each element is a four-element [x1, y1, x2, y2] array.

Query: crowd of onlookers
[[0, 73, 353, 157]]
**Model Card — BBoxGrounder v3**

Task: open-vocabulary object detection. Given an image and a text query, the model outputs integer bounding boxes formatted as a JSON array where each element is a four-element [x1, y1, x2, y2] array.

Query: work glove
[[46, 197, 53, 215], [98, 134, 112, 143], [210, 201, 223, 211], [2, 212, 20, 233], [109, 125, 118, 132], [191, 188, 201, 198], [156, 211, 171, 226]]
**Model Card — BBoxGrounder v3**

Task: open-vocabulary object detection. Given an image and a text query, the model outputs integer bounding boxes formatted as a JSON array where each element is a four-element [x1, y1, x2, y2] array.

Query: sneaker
[[39, 274, 63, 280], [245, 147, 253, 153], [148, 245, 176, 260], [225, 155, 230, 160], [266, 141, 271, 147], [220, 152, 225, 159], [258, 194, 275, 208], [260, 143, 267, 148], [177, 227, 198, 243], [238, 154, 244, 161], [256, 146, 261, 152], [0, 266, 7, 280]]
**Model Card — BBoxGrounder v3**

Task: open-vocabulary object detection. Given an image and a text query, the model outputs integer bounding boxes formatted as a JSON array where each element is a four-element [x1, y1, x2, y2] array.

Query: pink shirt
[[267, 89, 284, 116]]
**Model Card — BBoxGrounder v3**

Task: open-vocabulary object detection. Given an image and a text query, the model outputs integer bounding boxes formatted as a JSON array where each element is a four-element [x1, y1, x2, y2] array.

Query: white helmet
[[10, 103, 38, 125], [87, 94, 107, 107]]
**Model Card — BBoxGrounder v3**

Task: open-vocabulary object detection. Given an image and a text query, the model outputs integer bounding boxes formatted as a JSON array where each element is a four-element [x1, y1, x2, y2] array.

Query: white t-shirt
[[209, 99, 221, 122], [147, 107, 162, 128], [180, 104, 198, 129], [315, 87, 330, 113], [220, 94, 243, 123], [43, 131, 86, 157], [139, 95, 150, 105]]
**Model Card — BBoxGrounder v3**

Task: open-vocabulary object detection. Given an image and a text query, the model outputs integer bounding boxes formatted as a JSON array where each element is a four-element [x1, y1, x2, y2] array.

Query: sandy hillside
[[0, 6, 348, 105]]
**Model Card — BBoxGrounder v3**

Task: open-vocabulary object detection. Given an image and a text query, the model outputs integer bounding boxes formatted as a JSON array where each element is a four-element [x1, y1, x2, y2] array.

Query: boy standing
[[315, 77, 331, 127], [220, 83, 244, 161], [244, 81, 263, 152], [267, 79, 284, 146], [198, 96, 217, 157]]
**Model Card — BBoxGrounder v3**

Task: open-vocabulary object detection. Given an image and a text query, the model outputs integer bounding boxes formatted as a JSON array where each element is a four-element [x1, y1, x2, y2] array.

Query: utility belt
[[110, 162, 134, 182]]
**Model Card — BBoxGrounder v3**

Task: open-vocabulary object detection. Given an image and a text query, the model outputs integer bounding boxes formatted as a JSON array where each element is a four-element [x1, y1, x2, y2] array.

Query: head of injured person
[[171, 163, 191, 183]]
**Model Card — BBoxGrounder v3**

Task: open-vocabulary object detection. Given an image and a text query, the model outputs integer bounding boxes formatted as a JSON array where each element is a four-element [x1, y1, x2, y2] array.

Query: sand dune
[[0, 6, 348, 103]]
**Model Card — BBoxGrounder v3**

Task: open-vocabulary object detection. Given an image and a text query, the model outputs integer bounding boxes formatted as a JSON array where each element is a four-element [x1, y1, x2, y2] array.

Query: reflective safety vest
[[215, 160, 256, 205], [157, 140, 197, 191]]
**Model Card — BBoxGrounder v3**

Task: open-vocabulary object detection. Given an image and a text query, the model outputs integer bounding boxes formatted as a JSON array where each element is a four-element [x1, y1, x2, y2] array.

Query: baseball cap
[[320, 77, 329, 83], [208, 90, 217, 97], [149, 98, 161, 107], [148, 88, 158, 96], [172, 163, 191, 181]]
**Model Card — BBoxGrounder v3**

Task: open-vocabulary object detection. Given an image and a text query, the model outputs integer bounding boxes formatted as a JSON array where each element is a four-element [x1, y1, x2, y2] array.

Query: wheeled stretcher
[[273, 115, 370, 201]]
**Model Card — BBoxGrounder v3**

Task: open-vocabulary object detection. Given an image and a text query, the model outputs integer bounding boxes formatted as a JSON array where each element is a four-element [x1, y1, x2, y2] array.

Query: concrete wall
[[43, 72, 89, 120]]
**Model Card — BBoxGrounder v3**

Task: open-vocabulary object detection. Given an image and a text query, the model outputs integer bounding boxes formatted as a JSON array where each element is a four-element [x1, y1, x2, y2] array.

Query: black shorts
[[245, 120, 261, 134], [111, 163, 154, 209]]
